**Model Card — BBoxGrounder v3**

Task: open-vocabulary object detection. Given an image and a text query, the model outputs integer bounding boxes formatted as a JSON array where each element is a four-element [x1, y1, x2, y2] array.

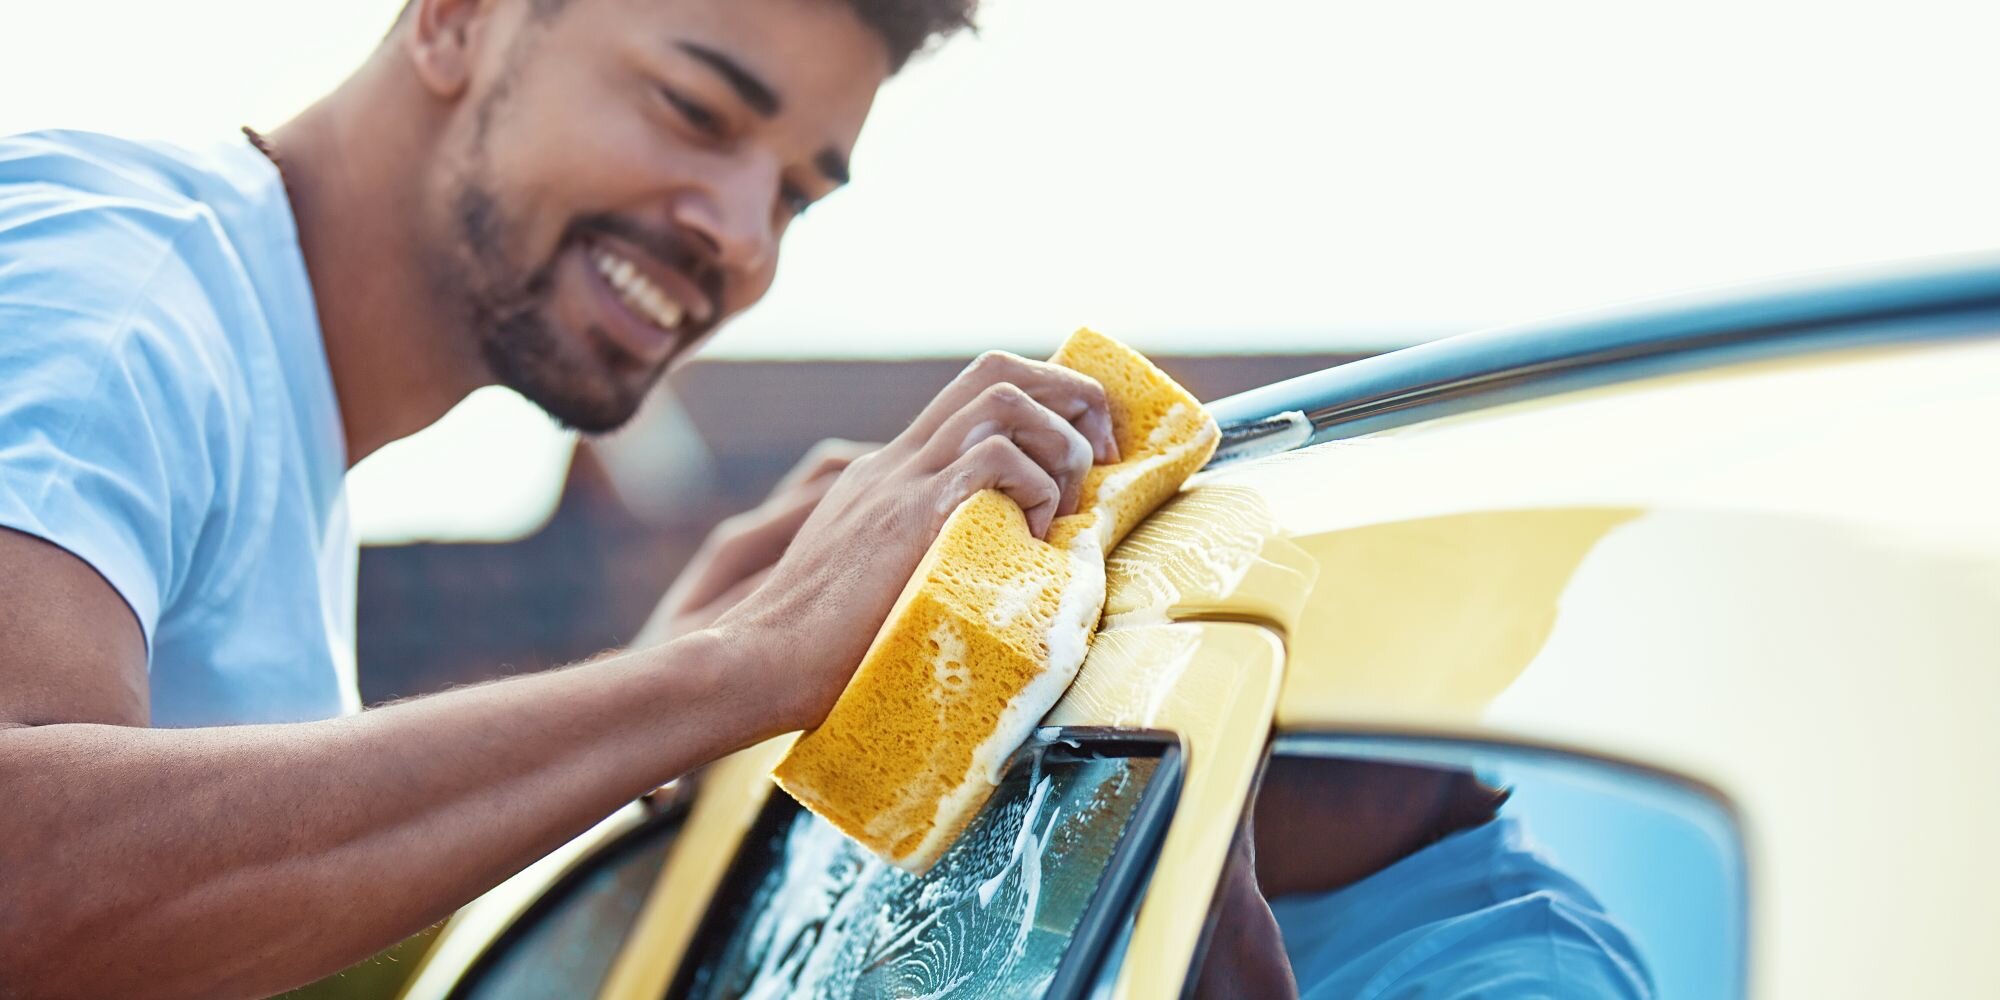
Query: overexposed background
[[7, 0, 1997, 539]]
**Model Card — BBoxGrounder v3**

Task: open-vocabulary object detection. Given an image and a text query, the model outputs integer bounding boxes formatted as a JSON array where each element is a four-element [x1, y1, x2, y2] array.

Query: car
[[390, 251, 2000, 1000]]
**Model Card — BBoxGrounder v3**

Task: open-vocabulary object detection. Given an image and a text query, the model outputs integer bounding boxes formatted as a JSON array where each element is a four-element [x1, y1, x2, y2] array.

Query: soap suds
[[928, 619, 970, 693], [1147, 403, 1191, 450], [977, 775, 1052, 908], [982, 570, 1049, 629], [898, 543, 1104, 872]]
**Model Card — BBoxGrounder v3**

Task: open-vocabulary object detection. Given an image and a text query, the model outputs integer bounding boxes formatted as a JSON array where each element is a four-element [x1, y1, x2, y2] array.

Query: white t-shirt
[[0, 129, 358, 726]]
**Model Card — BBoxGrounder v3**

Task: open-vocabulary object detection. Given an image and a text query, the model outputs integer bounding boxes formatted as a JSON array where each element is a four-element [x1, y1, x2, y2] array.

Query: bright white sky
[[6, 0, 1996, 540]]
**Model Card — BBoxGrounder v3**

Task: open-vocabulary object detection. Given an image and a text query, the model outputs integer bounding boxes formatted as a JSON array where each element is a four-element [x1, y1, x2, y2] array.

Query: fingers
[[667, 473, 837, 615], [774, 438, 876, 495], [904, 352, 1119, 466], [937, 435, 1064, 538], [921, 383, 1095, 518]]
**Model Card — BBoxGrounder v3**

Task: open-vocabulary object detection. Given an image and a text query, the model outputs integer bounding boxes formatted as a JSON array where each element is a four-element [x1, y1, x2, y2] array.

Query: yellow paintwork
[[412, 334, 2000, 999], [398, 803, 649, 1000], [1196, 336, 2000, 1000], [1042, 623, 1284, 1000], [581, 623, 1282, 1000], [1277, 507, 1639, 723], [598, 735, 797, 998], [1102, 484, 1319, 636]]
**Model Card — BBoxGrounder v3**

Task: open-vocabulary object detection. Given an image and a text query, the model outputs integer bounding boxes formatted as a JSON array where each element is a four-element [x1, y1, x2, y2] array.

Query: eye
[[659, 85, 724, 138]]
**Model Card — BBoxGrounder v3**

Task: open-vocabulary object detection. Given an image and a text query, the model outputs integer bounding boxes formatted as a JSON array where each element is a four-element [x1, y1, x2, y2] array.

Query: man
[[0, 1, 1125, 996], [1194, 758, 1655, 999]]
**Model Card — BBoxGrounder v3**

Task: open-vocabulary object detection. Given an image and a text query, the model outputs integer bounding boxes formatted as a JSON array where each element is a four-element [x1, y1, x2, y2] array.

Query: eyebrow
[[676, 41, 781, 118]]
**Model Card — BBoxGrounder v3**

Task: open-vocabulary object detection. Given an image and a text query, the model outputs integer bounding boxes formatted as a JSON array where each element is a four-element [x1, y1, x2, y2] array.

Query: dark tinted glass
[[454, 814, 681, 1000]]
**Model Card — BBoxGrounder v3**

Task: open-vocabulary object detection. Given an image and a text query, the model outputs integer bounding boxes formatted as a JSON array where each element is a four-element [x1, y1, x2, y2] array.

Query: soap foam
[[771, 329, 1219, 873]]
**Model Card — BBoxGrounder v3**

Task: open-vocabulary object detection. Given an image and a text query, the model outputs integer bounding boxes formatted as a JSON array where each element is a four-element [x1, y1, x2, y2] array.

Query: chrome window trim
[[1207, 253, 2000, 465]]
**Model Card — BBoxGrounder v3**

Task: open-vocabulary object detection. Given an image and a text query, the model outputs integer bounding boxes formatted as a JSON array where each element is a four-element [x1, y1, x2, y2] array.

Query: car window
[[451, 809, 684, 1000], [1189, 736, 1744, 1000], [675, 733, 1179, 999]]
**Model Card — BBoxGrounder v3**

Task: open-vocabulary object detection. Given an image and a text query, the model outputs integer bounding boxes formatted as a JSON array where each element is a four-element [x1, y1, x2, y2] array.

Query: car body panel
[[404, 256, 2000, 999], [573, 623, 1283, 1000], [1199, 335, 2000, 999], [599, 736, 798, 1000], [1101, 484, 1319, 635], [398, 803, 652, 1000], [1042, 622, 1284, 1000]]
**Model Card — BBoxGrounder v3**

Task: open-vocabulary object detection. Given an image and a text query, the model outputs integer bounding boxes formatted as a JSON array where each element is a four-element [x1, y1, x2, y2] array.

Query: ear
[[402, 0, 494, 98]]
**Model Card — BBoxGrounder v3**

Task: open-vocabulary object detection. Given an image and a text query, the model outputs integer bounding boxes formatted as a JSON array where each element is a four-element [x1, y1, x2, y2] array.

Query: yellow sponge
[[771, 329, 1220, 872]]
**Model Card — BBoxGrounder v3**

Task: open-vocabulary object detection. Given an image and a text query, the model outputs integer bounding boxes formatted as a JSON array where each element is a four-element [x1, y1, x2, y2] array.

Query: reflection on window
[[679, 739, 1173, 999], [455, 813, 681, 1000], [1191, 737, 1743, 1000]]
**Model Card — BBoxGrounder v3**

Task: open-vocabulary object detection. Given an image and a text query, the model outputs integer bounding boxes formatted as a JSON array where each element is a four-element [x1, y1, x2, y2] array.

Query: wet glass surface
[[685, 750, 1162, 1000], [458, 818, 679, 1000]]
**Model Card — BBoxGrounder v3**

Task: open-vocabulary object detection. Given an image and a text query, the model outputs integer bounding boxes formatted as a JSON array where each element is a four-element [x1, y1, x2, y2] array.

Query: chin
[[478, 318, 658, 435], [524, 383, 648, 435]]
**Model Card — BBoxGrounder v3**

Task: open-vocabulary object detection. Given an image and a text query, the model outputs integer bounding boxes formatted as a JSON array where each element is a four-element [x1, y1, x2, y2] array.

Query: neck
[[263, 55, 490, 467]]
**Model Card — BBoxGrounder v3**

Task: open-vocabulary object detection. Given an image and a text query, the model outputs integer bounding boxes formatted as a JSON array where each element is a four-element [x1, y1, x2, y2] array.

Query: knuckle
[[966, 350, 1012, 379], [1063, 370, 1108, 402], [981, 381, 1033, 410], [968, 434, 1016, 463], [703, 518, 752, 556]]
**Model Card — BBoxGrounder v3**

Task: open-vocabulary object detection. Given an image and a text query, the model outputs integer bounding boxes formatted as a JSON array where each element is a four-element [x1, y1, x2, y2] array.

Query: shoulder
[[1, 130, 225, 271], [0, 130, 220, 260], [0, 130, 254, 413], [1355, 892, 1656, 1000], [0, 133, 267, 641]]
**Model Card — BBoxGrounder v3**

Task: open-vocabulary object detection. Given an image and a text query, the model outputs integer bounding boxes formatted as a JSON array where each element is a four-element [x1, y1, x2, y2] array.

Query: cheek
[[481, 72, 677, 232], [728, 262, 779, 319]]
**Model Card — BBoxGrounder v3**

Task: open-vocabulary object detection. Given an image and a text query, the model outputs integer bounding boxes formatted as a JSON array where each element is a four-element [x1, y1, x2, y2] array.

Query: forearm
[[0, 628, 769, 1000]]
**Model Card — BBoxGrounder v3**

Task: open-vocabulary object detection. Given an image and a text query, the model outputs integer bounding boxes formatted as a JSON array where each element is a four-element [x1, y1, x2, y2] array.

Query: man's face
[[423, 0, 889, 432]]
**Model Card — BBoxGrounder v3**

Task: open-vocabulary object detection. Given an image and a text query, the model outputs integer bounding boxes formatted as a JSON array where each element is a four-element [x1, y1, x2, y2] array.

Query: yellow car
[[395, 253, 2000, 1000]]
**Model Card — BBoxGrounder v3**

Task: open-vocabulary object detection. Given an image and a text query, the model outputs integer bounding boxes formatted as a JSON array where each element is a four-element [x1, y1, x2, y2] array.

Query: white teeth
[[592, 248, 686, 331]]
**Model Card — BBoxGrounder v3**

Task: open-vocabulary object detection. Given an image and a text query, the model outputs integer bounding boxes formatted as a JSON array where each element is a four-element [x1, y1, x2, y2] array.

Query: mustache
[[572, 213, 726, 325]]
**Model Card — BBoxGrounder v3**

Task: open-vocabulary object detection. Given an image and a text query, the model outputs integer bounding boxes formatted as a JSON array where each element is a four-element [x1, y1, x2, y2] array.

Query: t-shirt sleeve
[[0, 197, 222, 654], [1332, 895, 1655, 1000]]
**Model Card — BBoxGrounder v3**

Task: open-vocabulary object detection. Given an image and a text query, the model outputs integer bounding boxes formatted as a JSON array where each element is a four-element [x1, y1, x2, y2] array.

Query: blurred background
[[4, 0, 1994, 699]]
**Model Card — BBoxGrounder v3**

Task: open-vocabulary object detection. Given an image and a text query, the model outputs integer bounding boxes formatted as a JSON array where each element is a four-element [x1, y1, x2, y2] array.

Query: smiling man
[[0, 1, 1129, 997]]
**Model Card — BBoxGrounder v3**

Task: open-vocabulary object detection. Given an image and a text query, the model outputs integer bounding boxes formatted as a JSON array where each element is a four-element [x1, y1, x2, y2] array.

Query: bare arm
[[0, 352, 1116, 1000], [0, 529, 773, 999]]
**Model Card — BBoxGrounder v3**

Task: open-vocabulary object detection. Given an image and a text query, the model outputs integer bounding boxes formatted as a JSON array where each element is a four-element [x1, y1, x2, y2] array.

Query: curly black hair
[[397, 0, 976, 72], [837, 0, 979, 71]]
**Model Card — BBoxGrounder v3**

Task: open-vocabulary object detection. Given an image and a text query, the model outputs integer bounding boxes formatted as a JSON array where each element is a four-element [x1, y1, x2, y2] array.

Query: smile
[[591, 245, 687, 333]]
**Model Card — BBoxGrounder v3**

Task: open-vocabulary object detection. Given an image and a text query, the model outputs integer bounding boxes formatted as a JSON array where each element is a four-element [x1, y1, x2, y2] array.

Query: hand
[[635, 440, 873, 647], [706, 351, 1121, 734]]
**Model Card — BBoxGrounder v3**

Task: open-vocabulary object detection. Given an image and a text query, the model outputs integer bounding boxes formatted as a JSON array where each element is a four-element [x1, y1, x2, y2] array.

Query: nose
[[669, 156, 780, 280]]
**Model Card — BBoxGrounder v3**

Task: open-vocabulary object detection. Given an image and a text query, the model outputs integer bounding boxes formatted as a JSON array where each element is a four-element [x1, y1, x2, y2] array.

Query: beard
[[442, 182, 664, 435]]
